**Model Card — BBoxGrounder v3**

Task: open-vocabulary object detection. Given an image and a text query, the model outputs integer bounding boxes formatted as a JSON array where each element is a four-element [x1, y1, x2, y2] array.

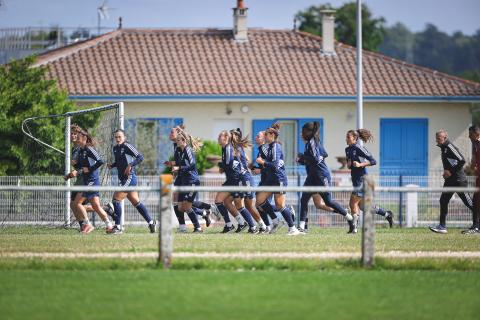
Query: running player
[[72, 129, 113, 233], [297, 122, 354, 233], [429, 129, 474, 234], [107, 129, 156, 234], [172, 130, 204, 233], [255, 123, 300, 236], [345, 129, 394, 233], [214, 130, 250, 233]]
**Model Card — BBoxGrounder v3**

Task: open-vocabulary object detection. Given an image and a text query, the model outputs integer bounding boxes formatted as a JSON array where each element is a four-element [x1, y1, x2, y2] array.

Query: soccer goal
[[21, 102, 124, 227]]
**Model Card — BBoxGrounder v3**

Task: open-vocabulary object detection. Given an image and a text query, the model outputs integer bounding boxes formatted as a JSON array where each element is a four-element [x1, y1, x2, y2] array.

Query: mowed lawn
[[0, 268, 479, 320], [1, 226, 480, 253]]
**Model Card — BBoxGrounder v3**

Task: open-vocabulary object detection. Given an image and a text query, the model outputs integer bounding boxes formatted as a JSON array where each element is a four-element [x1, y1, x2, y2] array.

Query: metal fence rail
[[0, 174, 477, 227]]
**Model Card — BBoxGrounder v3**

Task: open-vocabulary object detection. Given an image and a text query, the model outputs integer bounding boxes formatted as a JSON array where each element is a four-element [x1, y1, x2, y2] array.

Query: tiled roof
[[35, 28, 480, 97]]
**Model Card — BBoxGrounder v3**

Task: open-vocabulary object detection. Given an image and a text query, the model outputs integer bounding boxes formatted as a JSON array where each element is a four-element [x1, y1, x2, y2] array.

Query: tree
[[0, 56, 99, 176], [296, 2, 386, 52]]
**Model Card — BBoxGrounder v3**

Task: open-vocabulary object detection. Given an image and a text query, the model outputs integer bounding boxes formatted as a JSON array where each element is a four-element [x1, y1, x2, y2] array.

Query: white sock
[[226, 222, 233, 227], [272, 218, 279, 224], [299, 221, 306, 229], [179, 224, 187, 230], [289, 226, 297, 231], [258, 220, 266, 229], [148, 220, 153, 224], [345, 213, 353, 221], [104, 220, 113, 228], [235, 215, 245, 225]]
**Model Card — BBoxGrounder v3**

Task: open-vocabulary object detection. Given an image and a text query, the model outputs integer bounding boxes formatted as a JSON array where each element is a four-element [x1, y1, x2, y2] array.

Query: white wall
[[80, 100, 473, 172]]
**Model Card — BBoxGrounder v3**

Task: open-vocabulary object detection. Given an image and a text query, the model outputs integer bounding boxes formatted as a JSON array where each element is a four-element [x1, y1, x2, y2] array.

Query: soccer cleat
[[203, 210, 212, 227], [105, 225, 114, 234], [269, 220, 285, 234], [386, 211, 394, 228], [258, 226, 268, 234], [429, 225, 447, 234], [103, 202, 116, 220], [461, 226, 479, 234], [148, 221, 157, 233], [347, 219, 357, 234], [248, 226, 259, 234], [221, 225, 235, 233], [298, 227, 308, 234], [177, 227, 188, 233], [81, 224, 94, 234], [287, 227, 301, 236], [193, 228, 203, 233], [235, 223, 248, 233], [107, 225, 123, 234]]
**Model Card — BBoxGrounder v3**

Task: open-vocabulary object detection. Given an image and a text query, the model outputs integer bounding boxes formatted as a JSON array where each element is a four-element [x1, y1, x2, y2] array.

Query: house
[[33, 0, 480, 176]]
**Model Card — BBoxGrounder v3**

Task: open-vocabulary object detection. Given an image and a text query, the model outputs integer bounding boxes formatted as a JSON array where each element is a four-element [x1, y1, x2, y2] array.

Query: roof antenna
[[97, 0, 116, 36]]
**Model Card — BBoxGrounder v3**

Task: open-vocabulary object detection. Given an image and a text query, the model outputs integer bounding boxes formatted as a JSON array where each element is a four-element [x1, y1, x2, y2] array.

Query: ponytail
[[347, 129, 373, 143]]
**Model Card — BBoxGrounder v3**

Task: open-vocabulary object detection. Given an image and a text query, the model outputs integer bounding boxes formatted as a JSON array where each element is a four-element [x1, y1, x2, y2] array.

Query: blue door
[[380, 118, 428, 176]]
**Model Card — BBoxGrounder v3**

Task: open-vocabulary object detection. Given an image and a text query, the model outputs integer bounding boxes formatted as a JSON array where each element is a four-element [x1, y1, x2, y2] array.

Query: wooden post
[[361, 175, 375, 267], [158, 175, 173, 269]]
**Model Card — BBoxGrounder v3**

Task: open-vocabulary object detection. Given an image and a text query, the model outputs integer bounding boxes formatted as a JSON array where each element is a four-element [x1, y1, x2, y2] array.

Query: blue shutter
[[380, 118, 428, 177]]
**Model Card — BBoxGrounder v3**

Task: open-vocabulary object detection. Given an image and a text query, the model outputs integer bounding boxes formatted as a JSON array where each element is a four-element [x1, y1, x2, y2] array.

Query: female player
[[297, 122, 354, 233], [172, 130, 204, 233], [214, 130, 254, 233], [71, 129, 113, 233], [255, 123, 300, 236], [107, 129, 156, 234], [345, 129, 394, 233], [166, 126, 211, 232]]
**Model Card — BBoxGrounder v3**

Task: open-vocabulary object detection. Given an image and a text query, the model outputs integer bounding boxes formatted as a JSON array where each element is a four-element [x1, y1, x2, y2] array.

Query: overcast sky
[[0, 0, 479, 35]]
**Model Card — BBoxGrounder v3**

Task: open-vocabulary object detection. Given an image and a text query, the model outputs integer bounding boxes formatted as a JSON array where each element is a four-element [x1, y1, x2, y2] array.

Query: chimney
[[233, 0, 248, 42], [320, 9, 336, 55]]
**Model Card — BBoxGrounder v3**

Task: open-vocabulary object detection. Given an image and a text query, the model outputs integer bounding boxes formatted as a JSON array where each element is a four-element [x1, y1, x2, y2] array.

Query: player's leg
[[127, 191, 156, 233], [89, 196, 113, 233], [234, 196, 256, 233], [215, 191, 235, 233], [273, 192, 299, 235]]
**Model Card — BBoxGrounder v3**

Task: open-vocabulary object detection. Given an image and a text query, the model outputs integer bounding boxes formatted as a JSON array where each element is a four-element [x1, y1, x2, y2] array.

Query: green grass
[[0, 268, 479, 320], [1, 226, 480, 253]]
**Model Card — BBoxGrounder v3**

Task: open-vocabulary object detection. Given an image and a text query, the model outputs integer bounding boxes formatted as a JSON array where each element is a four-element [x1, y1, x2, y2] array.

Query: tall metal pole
[[64, 116, 71, 227], [356, 0, 363, 130]]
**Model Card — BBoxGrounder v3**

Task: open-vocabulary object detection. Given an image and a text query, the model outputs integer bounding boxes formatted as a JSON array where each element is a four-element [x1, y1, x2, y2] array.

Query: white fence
[[0, 174, 476, 227]]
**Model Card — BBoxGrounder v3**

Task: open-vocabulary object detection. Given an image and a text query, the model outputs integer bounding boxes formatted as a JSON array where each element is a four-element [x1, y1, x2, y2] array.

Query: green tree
[[296, 2, 386, 52], [0, 56, 98, 176]]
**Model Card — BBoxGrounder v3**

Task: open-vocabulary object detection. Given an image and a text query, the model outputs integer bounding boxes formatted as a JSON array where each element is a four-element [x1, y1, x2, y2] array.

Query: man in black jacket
[[429, 130, 474, 234]]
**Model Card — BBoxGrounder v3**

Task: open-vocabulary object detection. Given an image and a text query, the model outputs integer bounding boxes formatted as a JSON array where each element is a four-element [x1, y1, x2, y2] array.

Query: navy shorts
[[178, 181, 200, 203], [82, 179, 100, 200], [262, 179, 287, 195], [351, 176, 364, 197], [303, 174, 331, 193], [119, 174, 138, 187], [223, 179, 243, 198]]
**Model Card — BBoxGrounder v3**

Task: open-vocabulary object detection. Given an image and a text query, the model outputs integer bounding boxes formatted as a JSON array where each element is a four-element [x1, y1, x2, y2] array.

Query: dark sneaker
[[107, 225, 123, 235], [148, 221, 156, 233], [248, 226, 259, 234], [461, 226, 479, 234], [347, 219, 357, 234], [386, 211, 394, 228], [298, 227, 308, 234], [429, 225, 447, 234], [235, 223, 248, 233], [258, 226, 268, 234], [204, 211, 212, 227], [221, 225, 235, 233], [193, 228, 203, 233]]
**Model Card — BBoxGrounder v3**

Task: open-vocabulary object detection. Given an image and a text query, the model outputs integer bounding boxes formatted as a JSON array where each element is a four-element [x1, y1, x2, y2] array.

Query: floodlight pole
[[356, 0, 363, 131], [64, 116, 71, 227]]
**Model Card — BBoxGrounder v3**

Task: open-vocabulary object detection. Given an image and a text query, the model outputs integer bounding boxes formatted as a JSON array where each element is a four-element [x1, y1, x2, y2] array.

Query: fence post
[[361, 175, 375, 268], [158, 175, 173, 269], [398, 175, 403, 227], [405, 184, 419, 228]]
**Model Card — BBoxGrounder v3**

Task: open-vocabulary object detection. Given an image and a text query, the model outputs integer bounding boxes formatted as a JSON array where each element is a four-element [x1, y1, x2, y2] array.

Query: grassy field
[[1, 226, 479, 319], [1, 226, 480, 254]]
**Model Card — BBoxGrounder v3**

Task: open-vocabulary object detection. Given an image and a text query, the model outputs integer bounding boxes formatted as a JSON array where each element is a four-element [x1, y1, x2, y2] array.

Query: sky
[[0, 0, 479, 35]]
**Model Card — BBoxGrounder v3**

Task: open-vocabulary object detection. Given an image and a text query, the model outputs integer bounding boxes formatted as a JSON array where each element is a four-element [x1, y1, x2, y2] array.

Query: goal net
[[0, 102, 123, 227]]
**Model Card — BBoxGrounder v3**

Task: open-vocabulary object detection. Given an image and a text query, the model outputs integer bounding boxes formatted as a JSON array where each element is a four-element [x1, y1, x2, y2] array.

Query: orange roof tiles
[[34, 28, 480, 97]]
